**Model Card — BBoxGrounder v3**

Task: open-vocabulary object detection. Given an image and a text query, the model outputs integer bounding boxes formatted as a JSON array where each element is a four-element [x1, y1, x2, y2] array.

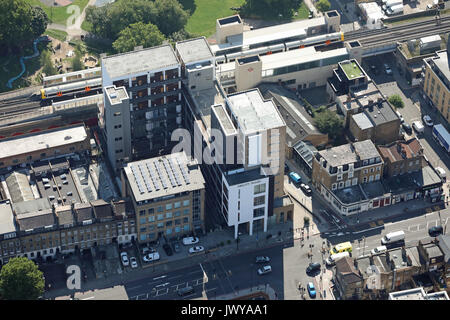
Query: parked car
[[384, 63, 393, 75], [183, 236, 199, 245], [257, 265, 272, 275], [402, 122, 412, 135], [371, 245, 387, 255], [255, 256, 270, 263], [130, 257, 138, 268], [300, 183, 312, 196], [306, 262, 321, 274], [172, 242, 181, 253], [177, 286, 194, 296], [428, 225, 443, 237], [189, 246, 205, 254], [422, 115, 433, 127], [120, 252, 129, 267], [163, 243, 173, 256], [370, 64, 379, 75], [396, 111, 404, 123], [308, 9, 313, 19], [143, 252, 160, 262], [307, 282, 316, 298], [141, 246, 156, 256]]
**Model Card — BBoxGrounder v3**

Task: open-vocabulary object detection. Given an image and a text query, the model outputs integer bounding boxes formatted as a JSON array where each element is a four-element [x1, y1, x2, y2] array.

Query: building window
[[254, 184, 266, 194], [157, 223, 164, 229], [148, 216, 155, 222], [174, 211, 181, 217], [174, 202, 181, 208], [338, 182, 344, 189], [166, 203, 172, 210], [183, 217, 189, 223], [166, 212, 172, 219], [157, 214, 164, 221], [332, 183, 337, 190], [166, 228, 172, 235], [148, 208, 154, 214], [183, 209, 189, 215], [157, 206, 163, 212], [363, 177, 367, 183], [337, 174, 343, 181], [182, 200, 190, 207], [363, 169, 368, 174], [254, 196, 265, 206], [183, 225, 189, 231], [139, 210, 145, 216], [348, 171, 353, 179], [253, 207, 265, 218]]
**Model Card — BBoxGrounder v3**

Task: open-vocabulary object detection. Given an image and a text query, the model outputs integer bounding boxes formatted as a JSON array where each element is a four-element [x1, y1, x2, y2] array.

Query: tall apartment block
[[174, 37, 293, 239], [422, 49, 450, 123], [101, 85, 132, 170], [101, 45, 183, 165]]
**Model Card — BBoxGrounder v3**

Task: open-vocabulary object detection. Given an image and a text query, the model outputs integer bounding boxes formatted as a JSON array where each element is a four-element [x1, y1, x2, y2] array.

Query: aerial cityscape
[[0, 0, 449, 305]]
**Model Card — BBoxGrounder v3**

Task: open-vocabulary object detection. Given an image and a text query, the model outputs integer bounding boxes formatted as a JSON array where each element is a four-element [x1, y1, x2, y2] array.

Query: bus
[[330, 241, 353, 255], [289, 171, 302, 185]]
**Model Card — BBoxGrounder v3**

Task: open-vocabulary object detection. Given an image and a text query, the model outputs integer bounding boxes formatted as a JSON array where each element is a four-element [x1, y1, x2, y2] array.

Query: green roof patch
[[340, 60, 364, 80]]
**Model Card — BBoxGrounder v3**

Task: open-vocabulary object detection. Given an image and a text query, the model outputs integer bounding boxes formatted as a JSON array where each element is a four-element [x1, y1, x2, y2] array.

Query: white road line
[[82, 296, 95, 300], [128, 285, 141, 291]]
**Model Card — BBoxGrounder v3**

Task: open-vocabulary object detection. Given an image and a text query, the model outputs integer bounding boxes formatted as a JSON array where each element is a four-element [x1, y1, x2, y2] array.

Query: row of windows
[[139, 218, 189, 232], [139, 225, 190, 241], [139, 209, 190, 224], [138, 200, 190, 216]]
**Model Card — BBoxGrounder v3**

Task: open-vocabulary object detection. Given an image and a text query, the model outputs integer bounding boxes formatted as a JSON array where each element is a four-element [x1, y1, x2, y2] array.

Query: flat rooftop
[[102, 45, 179, 80], [339, 60, 365, 80], [123, 152, 205, 202], [353, 113, 373, 130], [261, 47, 348, 72], [227, 89, 285, 135], [211, 104, 236, 135], [319, 139, 380, 167], [0, 201, 16, 235], [334, 185, 367, 204], [383, 165, 442, 194], [105, 86, 128, 105], [364, 101, 399, 126], [240, 16, 325, 48], [176, 37, 213, 65], [430, 50, 450, 90], [0, 125, 88, 159]]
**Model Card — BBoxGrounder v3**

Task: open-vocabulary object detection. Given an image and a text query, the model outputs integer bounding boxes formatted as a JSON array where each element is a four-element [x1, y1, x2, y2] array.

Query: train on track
[[215, 32, 345, 64], [38, 78, 102, 105]]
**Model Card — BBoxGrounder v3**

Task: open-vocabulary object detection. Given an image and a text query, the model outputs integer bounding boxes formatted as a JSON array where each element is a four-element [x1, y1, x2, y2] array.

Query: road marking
[[81, 296, 95, 300], [153, 275, 167, 280], [155, 282, 170, 288]]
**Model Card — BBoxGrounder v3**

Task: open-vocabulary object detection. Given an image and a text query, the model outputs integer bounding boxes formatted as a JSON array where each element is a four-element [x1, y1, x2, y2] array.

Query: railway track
[[344, 15, 450, 42]]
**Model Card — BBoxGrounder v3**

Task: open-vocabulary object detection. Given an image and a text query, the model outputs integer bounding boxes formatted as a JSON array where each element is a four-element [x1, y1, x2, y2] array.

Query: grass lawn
[[24, 0, 90, 25], [44, 29, 68, 41], [341, 61, 364, 79], [180, 0, 246, 37], [292, 2, 310, 20]]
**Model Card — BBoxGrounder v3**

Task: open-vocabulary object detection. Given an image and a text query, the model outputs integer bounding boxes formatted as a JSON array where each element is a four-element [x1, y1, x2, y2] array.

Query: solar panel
[[131, 164, 145, 194], [176, 157, 190, 184], [169, 158, 183, 186], [155, 161, 168, 189], [162, 158, 177, 187], [146, 163, 160, 191], [139, 163, 152, 193]]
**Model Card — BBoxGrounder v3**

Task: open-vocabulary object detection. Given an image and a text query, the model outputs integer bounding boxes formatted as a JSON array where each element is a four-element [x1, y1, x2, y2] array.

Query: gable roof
[[336, 256, 362, 284]]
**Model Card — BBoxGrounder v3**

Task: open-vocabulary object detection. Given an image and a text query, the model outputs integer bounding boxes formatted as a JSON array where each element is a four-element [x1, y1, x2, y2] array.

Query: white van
[[381, 231, 405, 245], [435, 167, 446, 181], [326, 251, 350, 266], [412, 121, 424, 133]]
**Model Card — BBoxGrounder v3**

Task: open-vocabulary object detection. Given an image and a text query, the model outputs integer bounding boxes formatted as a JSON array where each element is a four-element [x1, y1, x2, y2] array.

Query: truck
[[326, 251, 350, 266], [381, 231, 405, 246], [432, 124, 450, 153], [386, 4, 404, 15], [382, 0, 402, 11]]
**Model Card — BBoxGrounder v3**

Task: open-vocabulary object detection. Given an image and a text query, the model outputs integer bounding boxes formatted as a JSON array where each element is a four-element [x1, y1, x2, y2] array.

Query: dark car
[[402, 122, 412, 135], [255, 256, 270, 263], [163, 243, 173, 256], [370, 65, 378, 75], [178, 286, 194, 296], [428, 225, 443, 237], [284, 163, 289, 174], [172, 242, 181, 253], [306, 262, 321, 274]]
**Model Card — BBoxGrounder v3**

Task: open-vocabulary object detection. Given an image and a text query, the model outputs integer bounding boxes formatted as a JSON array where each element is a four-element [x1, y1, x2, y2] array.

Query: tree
[[0, 257, 44, 300], [316, 0, 331, 12], [388, 94, 404, 109], [71, 45, 84, 71], [0, 0, 33, 51], [31, 6, 50, 38], [314, 108, 343, 140], [153, 0, 189, 36], [40, 50, 57, 76], [112, 22, 164, 53]]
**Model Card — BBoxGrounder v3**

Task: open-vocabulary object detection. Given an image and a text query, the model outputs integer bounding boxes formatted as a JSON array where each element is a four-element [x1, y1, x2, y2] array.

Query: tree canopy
[[0, 257, 45, 300], [314, 108, 343, 140], [31, 6, 50, 39], [86, 0, 189, 52], [316, 0, 331, 12], [0, 0, 33, 51], [388, 94, 405, 109], [113, 22, 165, 53]]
